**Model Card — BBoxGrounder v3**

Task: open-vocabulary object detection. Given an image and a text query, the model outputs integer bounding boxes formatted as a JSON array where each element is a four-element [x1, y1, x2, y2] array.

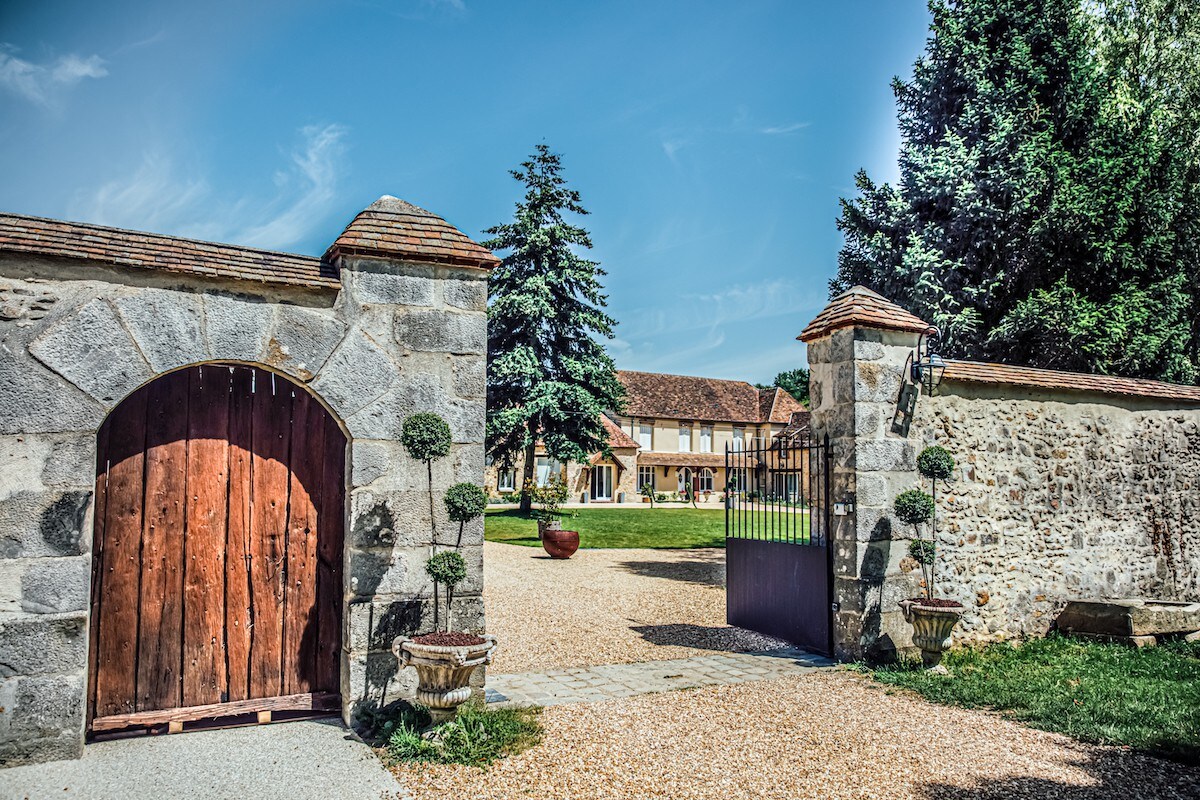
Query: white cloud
[[0, 46, 107, 108], [69, 124, 349, 252], [660, 137, 686, 164], [759, 122, 810, 135]]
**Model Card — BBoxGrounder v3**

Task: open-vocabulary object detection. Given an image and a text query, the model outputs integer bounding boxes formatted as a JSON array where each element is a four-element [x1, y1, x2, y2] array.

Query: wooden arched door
[[88, 364, 345, 733]]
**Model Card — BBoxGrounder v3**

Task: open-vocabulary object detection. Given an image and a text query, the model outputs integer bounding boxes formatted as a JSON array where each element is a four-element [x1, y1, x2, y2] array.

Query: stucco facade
[[0, 198, 493, 766]]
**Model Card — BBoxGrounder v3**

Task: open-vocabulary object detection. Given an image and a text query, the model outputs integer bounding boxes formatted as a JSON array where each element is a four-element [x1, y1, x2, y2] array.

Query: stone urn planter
[[900, 598, 964, 672], [393, 632, 497, 724], [542, 528, 580, 559], [536, 516, 562, 539]]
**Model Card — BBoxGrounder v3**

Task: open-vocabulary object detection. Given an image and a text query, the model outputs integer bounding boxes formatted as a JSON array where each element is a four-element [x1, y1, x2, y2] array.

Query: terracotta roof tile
[[325, 196, 499, 269], [601, 414, 640, 450], [636, 452, 729, 468], [0, 212, 339, 289], [799, 285, 931, 342], [943, 360, 1200, 404], [617, 371, 803, 424]]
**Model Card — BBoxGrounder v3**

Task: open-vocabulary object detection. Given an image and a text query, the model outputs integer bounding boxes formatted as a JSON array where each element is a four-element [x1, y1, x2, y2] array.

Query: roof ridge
[[616, 369, 756, 389]]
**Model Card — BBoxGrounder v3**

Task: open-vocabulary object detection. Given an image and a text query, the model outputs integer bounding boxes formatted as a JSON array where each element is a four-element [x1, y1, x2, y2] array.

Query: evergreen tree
[[835, 0, 1200, 384], [485, 144, 625, 512]]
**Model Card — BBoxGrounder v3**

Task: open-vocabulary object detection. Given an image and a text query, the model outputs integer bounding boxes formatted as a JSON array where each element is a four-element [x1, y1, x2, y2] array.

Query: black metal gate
[[725, 433, 832, 656]]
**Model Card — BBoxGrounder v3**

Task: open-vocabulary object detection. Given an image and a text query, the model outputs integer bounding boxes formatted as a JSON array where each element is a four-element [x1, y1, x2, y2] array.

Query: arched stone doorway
[[88, 364, 346, 733]]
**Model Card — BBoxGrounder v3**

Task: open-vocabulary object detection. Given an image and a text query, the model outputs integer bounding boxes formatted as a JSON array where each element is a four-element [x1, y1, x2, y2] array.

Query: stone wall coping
[[0, 212, 339, 290], [943, 359, 1200, 405], [798, 285, 930, 343]]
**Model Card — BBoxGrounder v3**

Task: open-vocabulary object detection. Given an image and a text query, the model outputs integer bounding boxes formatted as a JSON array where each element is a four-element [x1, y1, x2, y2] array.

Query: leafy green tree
[[834, 0, 1200, 384], [760, 368, 809, 406], [485, 144, 626, 512]]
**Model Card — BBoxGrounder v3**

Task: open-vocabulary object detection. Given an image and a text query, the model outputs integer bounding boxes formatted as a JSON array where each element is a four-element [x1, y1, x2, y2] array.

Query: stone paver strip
[[487, 647, 832, 707]]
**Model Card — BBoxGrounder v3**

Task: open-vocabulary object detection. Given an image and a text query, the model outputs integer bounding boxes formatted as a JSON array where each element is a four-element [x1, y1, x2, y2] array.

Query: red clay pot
[[542, 529, 580, 559]]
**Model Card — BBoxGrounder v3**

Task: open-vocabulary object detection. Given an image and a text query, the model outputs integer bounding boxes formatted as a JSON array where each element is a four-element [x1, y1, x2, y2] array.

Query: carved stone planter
[[536, 517, 562, 539], [393, 634, 497, 724], [900, 599, 963, 671]]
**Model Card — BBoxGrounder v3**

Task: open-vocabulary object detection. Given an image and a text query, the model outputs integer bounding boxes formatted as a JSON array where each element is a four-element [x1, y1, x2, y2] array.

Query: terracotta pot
[[393, 634, 497, 724], [542, 528, 580, 559], [900, 599, 964, 671]]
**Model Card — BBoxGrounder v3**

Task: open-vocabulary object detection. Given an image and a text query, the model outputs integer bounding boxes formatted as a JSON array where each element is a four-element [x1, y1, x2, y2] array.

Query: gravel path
[[394, 671, 1200, 800], [484, 541, 787, 674]]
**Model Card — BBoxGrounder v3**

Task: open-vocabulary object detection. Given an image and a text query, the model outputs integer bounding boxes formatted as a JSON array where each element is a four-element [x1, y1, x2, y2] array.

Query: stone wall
[[0, 250, 488, 765], [914, 385, 1200, 644], [804, 304, 1200, 661]]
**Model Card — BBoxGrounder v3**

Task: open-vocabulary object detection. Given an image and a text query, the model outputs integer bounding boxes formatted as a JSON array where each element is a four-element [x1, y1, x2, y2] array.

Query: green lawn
[[867, 635, 1200, 763], [484, 507, 729, 549]]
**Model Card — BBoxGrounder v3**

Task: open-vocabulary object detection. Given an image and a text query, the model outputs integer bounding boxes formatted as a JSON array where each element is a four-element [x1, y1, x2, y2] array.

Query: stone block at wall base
[[0, 732, 83, 768]]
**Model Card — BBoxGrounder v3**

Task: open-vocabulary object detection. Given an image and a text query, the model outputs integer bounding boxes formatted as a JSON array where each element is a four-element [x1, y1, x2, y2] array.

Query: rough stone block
[[41, 434, 95, 489], [855, 360, 904, 404], [29, 299, 154, 406], [0, 612, 87, 677], [113, 289, 208, 373], [452, 357, 485, 399], [393, 309, 485, 356], [0, 559, 21, 613], [0, 730, 83, 768], [203, 293, 274, 363], [347, 268, 436, 307], [856, 440, 915, 472], [345, 373, 443, 441], [0, 435, 51, 502], [346, 596, 486, 653], [0, 352, 106, 435], [310, 328, 399, 419], [442, 279, 487, 312], [349, 489, 430, 550], [263, 306, 345, 381], [8, 672, 85, 739], [21, 556, 90, 613], [0, 489, 92, 559], [346, 649, 417, 714]]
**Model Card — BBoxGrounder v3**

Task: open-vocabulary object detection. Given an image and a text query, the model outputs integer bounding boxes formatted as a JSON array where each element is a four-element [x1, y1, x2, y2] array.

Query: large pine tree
[[835, 0, 1200, 384], [485, 144, 625, 511]]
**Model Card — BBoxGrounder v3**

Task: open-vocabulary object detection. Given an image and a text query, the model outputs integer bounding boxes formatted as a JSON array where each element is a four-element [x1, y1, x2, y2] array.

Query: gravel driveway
[[395, 671, 1200, 800], [484, 541, 786, 674]]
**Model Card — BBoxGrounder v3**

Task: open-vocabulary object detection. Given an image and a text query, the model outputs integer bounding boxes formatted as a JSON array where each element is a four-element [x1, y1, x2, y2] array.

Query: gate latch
[[831, 602, 840, 612]]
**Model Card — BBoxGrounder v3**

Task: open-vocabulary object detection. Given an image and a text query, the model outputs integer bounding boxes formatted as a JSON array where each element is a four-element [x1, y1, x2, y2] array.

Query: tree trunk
[[519, 439, 537, 513]]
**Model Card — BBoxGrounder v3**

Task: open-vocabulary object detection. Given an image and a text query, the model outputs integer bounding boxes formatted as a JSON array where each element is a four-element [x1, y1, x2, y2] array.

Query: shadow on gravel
[[629, 623, 774, 652], [615, 556, 725, 586], [918, 747, 1200, 799]]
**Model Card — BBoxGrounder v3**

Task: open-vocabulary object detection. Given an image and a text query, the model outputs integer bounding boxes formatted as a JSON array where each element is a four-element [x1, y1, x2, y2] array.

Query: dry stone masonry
[[802, 286, 1200, 661], [0, 197, 496, 766]]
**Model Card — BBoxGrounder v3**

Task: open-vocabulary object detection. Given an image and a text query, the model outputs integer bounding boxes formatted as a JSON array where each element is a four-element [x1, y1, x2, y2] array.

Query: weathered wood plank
[[248, 370, 292, 699], [93, 390, 149, 719], [225, 366, 255, 702], [282, 389, 323, 695], [316, 413, 346, 693], [87, 422, 111, 726], [90, 691, 340, 732], [183, 366, 231, 706], [135, 370, 190, 712]]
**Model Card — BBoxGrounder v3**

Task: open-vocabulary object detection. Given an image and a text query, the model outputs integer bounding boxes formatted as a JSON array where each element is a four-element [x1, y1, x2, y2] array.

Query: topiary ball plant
[[444, 482, 487, 548], [401, 412, 452, 463], [425, 550, 468, 632], [917, 445, 955, 482], [894, 489, 934, 526]]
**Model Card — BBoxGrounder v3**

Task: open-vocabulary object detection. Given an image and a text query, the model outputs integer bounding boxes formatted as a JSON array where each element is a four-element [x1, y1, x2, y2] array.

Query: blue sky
[[0, 0, 931, 384]]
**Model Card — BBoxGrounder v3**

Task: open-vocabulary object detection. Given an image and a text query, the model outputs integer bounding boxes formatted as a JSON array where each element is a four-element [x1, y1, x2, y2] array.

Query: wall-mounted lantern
[[910, 326, 947, 394]]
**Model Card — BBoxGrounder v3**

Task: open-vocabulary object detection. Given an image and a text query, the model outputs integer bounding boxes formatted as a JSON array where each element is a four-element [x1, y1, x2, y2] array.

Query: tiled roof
[[0, 212, 338, 289], [325, 195, 499, 269], [601, 415, 640, 450], [943, 360, 1200, 404], [773, 410, 812, 443], [637, 452, 729, 468], [617, 370, 803, 424], [799, 285, 931, 342]]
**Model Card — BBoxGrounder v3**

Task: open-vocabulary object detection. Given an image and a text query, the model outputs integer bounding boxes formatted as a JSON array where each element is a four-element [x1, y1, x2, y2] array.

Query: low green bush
[[386, 702, 542, 767]]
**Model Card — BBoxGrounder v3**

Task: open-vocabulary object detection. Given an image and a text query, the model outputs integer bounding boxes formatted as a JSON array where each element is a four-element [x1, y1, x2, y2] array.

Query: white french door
[[590, 465, 614, 501]]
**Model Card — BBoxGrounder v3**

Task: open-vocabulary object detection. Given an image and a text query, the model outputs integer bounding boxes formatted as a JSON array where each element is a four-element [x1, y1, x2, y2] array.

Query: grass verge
[[374, 701, 542, 768], [866, 635, 1200, 763]]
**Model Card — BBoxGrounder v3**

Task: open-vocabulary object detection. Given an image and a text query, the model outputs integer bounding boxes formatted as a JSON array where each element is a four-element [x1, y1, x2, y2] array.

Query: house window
[[732, 426, 745, 451], [535, 457, 561, 487], [678, 423, 692, 452], [637, 466, 654, 490], [698, 468, 714, 493], [727, 468, 747, 493], [497, 469, 516, 492], [638, 423, 653, 450], [699, 425, 712, 453]]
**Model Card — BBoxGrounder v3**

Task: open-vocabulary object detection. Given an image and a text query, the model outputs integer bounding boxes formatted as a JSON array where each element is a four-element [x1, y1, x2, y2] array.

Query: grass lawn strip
[[485, 507, 810, 549], [868, 635, 1200, 763]]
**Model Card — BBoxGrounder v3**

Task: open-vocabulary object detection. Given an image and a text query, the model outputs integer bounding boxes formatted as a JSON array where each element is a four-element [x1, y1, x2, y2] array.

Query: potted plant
[[531, 476, 578, 558], [640, 482, 655, 506], [895, 444, 961, 672], [393, 414, 497, 724]]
